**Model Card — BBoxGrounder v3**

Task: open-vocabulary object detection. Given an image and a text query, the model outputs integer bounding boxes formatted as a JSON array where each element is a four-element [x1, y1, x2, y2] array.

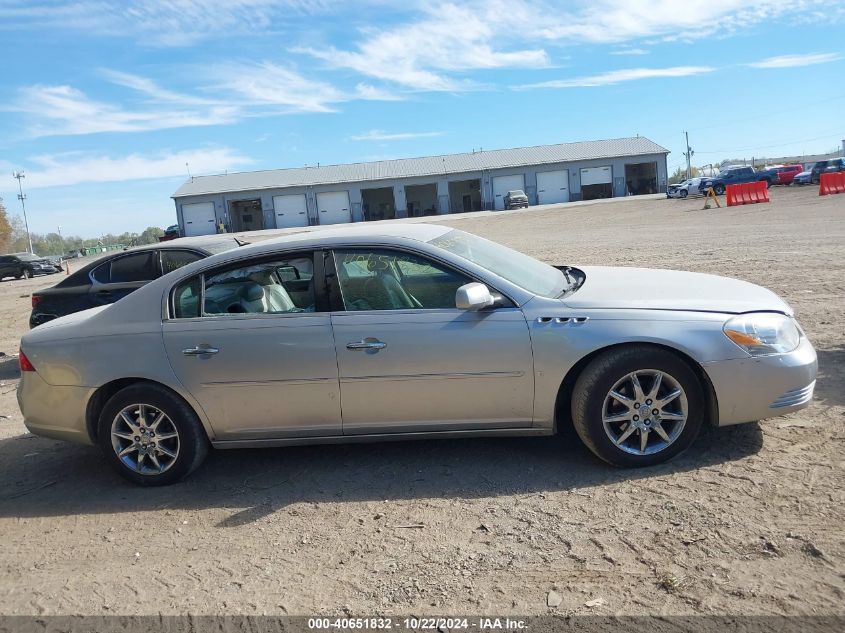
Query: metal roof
[[172, 136, 669, 198]]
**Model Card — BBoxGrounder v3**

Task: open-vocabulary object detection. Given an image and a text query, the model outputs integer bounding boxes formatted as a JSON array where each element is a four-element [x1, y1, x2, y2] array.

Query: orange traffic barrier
[[819, 172, 845, 195], [726, 181, 769, 207]]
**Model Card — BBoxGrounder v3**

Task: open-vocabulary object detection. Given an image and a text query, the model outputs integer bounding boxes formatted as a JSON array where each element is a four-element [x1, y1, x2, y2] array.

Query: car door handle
[[96, 289, 112, 295], [346, 340, 387, 351], [182, 346, 219, 356]]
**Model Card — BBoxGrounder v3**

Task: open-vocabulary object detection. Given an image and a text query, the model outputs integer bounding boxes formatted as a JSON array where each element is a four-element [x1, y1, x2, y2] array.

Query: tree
[[139, 226, 165, 245], [0, 198, 12, 252]]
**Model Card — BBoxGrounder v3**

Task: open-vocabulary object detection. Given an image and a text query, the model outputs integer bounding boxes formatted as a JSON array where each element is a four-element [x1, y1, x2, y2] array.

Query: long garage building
[[172, 136, 669, 236]]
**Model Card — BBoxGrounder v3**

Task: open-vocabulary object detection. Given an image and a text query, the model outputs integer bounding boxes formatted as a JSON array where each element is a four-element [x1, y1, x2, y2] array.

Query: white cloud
[[17, 148, 253, 189], [747, 52, 842, 68], [516, 65, 715, 89], [0, 0, 335, 47], [207, 62, 400, 113], [350, 129, 445, 142], [296, 1, 549, 91], [610, 47, 649, 56], [8, 84, 240, 137]]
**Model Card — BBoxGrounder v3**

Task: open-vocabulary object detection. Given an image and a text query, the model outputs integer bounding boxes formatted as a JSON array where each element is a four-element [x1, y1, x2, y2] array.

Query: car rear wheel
[[714, 184, 725, 195], [22, 269, 32, 279], [98, 383, 209, 486], [571, 346, 705, 467]]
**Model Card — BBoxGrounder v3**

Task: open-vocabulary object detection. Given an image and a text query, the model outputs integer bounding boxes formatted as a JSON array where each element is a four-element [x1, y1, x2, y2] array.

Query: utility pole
[[12, 171, 34, 254], [683, 132, 694, 180]]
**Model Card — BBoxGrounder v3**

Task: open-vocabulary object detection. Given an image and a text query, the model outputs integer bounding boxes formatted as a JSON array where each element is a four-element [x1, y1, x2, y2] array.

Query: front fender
[[526, 306, 739, 429]]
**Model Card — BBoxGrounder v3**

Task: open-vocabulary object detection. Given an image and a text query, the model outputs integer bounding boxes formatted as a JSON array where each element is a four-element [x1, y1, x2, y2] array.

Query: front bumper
[[17, 371, 94, 445], [703, 336, 817, 426]]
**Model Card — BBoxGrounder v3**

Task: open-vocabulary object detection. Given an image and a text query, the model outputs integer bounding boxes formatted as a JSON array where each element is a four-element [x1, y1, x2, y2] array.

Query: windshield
[[429, 229, 566, 298]]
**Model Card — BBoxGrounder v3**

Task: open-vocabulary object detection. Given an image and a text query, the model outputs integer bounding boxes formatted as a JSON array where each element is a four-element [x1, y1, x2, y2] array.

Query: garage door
[[492, 174, 525, 210], [273, 194, 309, 228], [181, 202, 216, 236], [580, 166, 612, 186], [536, 170, 570, 205], [316, 191, 352, 225]]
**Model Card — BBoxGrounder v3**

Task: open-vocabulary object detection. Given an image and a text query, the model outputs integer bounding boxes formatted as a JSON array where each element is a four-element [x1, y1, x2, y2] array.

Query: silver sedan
[[17, 224, 817, 485]]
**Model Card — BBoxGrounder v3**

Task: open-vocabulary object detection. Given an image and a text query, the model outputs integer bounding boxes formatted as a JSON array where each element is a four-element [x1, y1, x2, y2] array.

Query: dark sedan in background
[[0, 253, 62, 280], [29, 235, 242, 328]]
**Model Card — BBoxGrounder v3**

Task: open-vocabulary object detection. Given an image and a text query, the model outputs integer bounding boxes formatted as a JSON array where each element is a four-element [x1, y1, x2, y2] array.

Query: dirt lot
[[0, 185, 843, 617]]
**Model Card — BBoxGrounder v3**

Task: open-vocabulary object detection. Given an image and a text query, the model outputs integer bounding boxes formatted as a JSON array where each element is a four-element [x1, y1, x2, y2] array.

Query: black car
[[503, 189, 529, 209], [29, 236, 242, 328], [809, 158, 845, 184], [0, 253, 62, 280]]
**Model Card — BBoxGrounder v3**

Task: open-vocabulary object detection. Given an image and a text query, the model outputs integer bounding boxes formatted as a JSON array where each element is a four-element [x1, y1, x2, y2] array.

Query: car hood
[[563, 266, 792, 315]]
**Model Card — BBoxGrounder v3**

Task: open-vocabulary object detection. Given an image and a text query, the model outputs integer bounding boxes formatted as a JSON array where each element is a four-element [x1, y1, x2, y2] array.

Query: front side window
[[172, 254, 316, 318], [96, 252, 156, 284], [334, 249, 470, 311]]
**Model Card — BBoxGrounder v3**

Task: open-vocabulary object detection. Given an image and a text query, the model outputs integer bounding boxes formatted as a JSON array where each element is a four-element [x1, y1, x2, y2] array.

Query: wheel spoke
[[615, 423, 636, 445], [630, 373, 646, 402], [149, 412, 166, 431], [136, 404, 146, 425], [659, 389, 682, 407], [149, 452, 163, 472], [118, 444, 138, 458], [660, 411, 686, 421], [603, 412, 632, 424], [653, 422, 671, 443], [120, 411, 140, 433], [609, 390, 633, 406], [156, 444, 177, 459], [155, 432, 178, 441], [113, 431, 135, 441], [648, 372, 663, 400], [639, 428, 649, 453], [136, 451, 145, 468]]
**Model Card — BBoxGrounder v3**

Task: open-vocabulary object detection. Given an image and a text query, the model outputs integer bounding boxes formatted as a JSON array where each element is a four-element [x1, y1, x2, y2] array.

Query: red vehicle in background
[[770, 164, 804, 185]]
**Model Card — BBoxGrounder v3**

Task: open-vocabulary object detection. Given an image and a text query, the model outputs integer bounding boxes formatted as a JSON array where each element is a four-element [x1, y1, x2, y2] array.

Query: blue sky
[[0, 0, 843, 237]]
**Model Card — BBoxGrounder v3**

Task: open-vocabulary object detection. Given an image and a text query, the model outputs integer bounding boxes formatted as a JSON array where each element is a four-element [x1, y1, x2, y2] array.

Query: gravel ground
[[0, 185, 842, 616]]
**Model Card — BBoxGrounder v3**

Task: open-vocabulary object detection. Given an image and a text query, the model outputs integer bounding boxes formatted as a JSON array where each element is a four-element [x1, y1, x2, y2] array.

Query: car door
[[328, 248, 534, 435], [89, 250, 158, 307], [161, 251, 342, 441]]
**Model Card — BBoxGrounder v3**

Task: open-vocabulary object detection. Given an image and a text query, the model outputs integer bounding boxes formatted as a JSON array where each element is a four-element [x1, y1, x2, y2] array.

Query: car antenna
[[233, 236, 250, 247]]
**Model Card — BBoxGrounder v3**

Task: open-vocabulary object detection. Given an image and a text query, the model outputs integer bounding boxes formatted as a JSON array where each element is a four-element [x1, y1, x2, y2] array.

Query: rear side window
[[105, 252, 157, 283], [161, 250, 203, 275]]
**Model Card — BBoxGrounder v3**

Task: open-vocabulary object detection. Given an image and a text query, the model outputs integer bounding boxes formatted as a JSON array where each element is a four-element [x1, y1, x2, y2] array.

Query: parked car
[[700, 166, 771, 194], [65, 249, 84, 259], [807, 158, 845, 184], [766, 164, 804, 186], [0, 253, 62, 280], [667, 177, 705, 198], [793, 169, 813, 185], [504, 190, 529, 209], [29, 235, 242, 328], [18, 224, 817, 485], [158, 225, 181, 242]]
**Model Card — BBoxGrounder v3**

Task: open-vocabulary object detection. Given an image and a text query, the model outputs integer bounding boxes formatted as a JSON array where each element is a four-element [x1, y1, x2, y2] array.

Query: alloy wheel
[[110, 404, 181, 475], [601, 369, 688, 456]]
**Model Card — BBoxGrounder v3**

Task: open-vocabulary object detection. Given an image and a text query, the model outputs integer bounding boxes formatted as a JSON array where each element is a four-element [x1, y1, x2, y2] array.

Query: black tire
[[714, 184, 725, 195], [98, 383, 209, 486], [571, 345, 705, 468], [679, 189, 688, 198]]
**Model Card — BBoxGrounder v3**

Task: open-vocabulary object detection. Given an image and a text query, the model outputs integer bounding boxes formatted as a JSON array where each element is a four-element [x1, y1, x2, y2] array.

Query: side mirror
[[455, 282, 495, 311]]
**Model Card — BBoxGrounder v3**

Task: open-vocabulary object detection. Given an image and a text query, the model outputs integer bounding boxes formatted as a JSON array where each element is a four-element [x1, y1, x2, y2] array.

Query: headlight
[[723, 313, 801, 356]]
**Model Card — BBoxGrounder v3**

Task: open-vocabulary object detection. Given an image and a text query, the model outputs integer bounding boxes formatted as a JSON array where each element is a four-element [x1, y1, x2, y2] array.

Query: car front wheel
[[679, 189, 688, 198], [22, 269, 32, 279], [98, 383, 209, 486], [571, 346, 705, 467], [714, 185, 725, 195]]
